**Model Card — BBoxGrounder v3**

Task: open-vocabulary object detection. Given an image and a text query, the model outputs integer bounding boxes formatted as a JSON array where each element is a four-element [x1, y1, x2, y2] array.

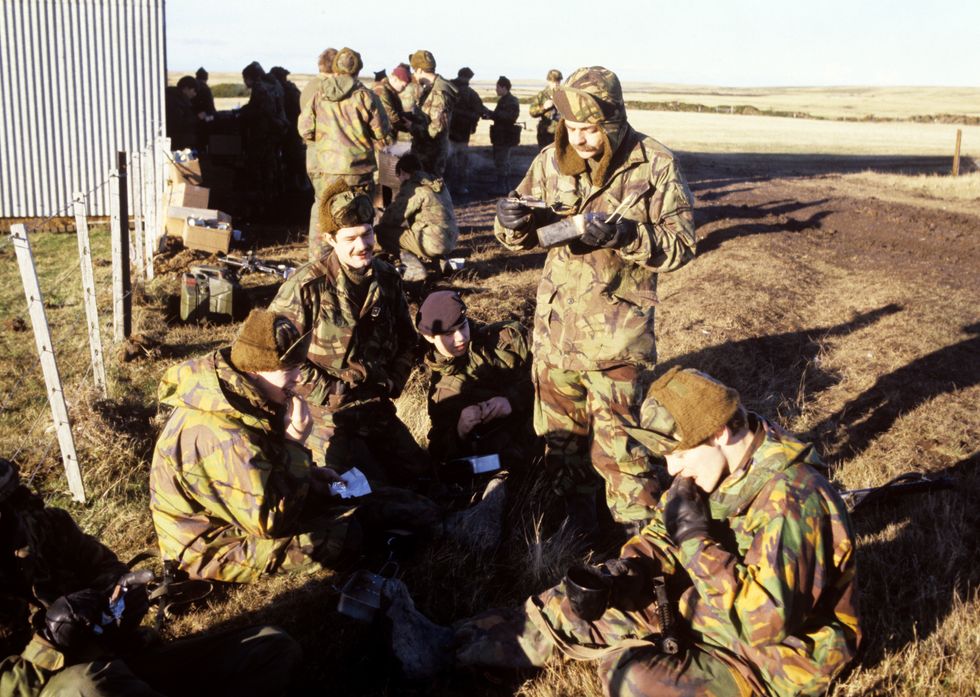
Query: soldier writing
[[494, 66, 697, 538]]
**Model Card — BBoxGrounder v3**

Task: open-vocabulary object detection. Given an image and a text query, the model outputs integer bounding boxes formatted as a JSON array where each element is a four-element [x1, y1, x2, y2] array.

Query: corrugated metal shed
[[0, 0, 167, 217]]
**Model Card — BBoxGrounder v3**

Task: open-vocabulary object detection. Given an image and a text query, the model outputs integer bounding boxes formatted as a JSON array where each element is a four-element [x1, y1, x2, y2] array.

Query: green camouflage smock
[[149, 349, 354, 583], [615, 416, 861, 696], [529, 85, 560, 148], [1, 488, 129, 696], [373, 78, 413, 136], [423, 319, 535, 465], [299, 75, 392, 176], [376, 170, 460, 259], [494, 124, 696, 372], [410, 75, 458, 176]]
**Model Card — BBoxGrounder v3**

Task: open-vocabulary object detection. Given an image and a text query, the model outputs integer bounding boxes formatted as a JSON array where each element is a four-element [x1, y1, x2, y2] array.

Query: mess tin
[[563, 565, 611, 622], [536, 212, 603, 248]]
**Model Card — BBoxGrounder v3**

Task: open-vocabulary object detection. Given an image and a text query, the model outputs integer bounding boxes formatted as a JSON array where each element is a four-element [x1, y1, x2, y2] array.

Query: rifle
[[218, 252, 295, 281], [840, 471, 955, 512]]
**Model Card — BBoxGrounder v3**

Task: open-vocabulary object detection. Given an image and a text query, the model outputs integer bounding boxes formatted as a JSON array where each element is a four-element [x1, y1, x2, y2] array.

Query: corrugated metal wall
[[0, 0, 166, 217]]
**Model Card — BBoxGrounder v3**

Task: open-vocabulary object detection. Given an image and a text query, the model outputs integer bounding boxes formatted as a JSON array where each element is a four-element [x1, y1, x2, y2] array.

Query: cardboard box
[[166, 206, 231, 238], [167, 183, 210, 209], [182, 219, 232, 254], [167, 157, 203, 186]]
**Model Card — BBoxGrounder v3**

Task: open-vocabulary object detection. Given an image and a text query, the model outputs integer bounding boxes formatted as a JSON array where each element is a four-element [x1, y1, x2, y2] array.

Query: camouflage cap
[[546, 69, 563, 82], [333, 47, 363, 77], [0, 458, 19, 503], [409, 50, 436, 72], [553, 66, 626, 124], [231, 310, 305, 373], [416, 290, 466, 336], [318, 180, 375, 235]]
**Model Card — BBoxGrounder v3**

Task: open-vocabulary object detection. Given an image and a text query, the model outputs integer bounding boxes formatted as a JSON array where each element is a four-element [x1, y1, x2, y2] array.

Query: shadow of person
[[807, 322, 980, 464], [694, 198, 833, 255], [660, 304, 904, 422]]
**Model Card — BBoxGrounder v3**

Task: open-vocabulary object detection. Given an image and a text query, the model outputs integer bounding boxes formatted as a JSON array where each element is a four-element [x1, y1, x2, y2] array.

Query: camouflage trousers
[[533, 363, 666, 524], [375, 221, 455, 261], [308, 173, 376, 261], [41, 625, 301, 697], [455, 584, 749, 697]]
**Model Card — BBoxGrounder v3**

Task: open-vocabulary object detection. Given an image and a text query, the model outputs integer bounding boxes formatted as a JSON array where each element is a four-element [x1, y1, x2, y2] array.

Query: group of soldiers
[[6, 64, 862, 696]]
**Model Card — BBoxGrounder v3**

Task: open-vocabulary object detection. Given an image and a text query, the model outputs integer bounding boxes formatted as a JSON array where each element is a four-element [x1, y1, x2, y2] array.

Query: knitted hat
[[546, 69, 563, 82], [553, 66, 626, 124], [391, 63, 411, 83], [230, 310, 305, 372], [195, 67, 208, 80], [317, 180, 375, 235], [333, 47, 363, 77], [416, 291, 467, 336], [497, 75, 511, 89], [457, 67, 474, 79], [409, 50, 436, 72]]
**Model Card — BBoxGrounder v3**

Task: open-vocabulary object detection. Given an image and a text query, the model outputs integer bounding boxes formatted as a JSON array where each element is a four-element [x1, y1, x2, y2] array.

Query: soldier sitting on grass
[[382, 367, 861, 696], [375, 154, 460, 282]]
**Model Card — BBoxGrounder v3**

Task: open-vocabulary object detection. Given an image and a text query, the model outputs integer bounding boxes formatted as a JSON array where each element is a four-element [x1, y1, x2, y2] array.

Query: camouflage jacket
[[299, 75, 392, 175], [267, 253, 417, 408], [1, 488, 128, 696], [529, 85, 560, 132], [448, 81, 485, 142], [378, 171, 459, 255], [423, 320, 533, 462], [149, 350, 351, 583], [373, 79, 412, 134], [411, 75, 458, 146], [622, 417, 861, 697], [494, 125, 696, 370]]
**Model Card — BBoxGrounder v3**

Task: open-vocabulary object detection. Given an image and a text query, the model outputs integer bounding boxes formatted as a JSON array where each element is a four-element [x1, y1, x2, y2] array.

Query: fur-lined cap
[[317, 180, 375, 235], [553, 66, 625, 124], [230, 310, 305, 373], [546, 69, 563, 82], [409, 50, 436, 72], [333, 47, 363, 77]]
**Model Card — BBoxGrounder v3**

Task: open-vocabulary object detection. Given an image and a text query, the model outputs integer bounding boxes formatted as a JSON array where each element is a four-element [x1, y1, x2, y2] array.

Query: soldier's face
[[424, 320, 471, 358], [495, 84, 507, 97], [332, 225, 375, 269], [253, 366, 302, 405], [390, 75, 408, 93], [665, 433, 728, 494], [565, 120, 604, 159]]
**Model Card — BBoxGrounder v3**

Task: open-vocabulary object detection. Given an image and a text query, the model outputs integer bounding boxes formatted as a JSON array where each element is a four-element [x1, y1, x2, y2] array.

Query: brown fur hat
[[317, 180, 375, 235], [409, 50, 436, 72], [230, 310, 305, 373], [318, 48, 338, 74], [333, 47, 363, 77], [649, 367, 741, 449]]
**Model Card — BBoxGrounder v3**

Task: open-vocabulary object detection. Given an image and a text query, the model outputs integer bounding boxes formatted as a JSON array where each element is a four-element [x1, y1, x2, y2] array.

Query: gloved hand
[[42, 588, 104, 650], [603, 556, 657, 611], [495, 193, 536, 232], [664, 476, 711, 545], [109, 570, 153, 636], [580, 216, 638, 249]]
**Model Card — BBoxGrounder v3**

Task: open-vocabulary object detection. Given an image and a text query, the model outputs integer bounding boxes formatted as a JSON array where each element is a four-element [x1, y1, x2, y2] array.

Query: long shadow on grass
[[660, 304, 904, 423], [697, 207, 833, 255], [807, 322, 980, 464], [848, 452, 978, 666]]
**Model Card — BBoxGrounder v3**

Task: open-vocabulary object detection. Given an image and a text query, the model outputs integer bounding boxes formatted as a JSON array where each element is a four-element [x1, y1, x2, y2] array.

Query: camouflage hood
[[413, 171, 446, 193], [318, 74, 360, 101], [157, 350, 273, 431]]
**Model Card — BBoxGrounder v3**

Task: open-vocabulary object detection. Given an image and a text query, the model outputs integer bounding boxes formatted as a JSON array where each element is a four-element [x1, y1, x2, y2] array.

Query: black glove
[[664, 476, 711, 545], [495, 193, 536, 232], [580, 217, 638, 249], [110, 570, 153, 635], [603, 556, 658, 611], [43, 589, 104, 650]]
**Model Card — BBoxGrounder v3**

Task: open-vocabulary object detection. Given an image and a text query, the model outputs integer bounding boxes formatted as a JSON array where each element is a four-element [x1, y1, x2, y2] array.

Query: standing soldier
[[529, 69, 563, 149], [165, 76, 199, 151], [485, 75, 521, 194], [240, 61, 288, 218], [299, 47, 392, 260], [270, 66, 307, 192], [408, 50, 458, 178], [447, 67, 485, 195], [494, 66, 697, 535], [192, 67, 216, 119], [373, 63, 414, 139]]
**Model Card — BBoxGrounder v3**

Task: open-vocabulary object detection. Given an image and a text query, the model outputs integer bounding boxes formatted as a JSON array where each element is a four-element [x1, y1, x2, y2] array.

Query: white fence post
[[131, 151, 145, 279], [109, 169, 126, 342], [8, 224, 86, 502], [72, 194, 108, 398], [142, 146, 155, 280]]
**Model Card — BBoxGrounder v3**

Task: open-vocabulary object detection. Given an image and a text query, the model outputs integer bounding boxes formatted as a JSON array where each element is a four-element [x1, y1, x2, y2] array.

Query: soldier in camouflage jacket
[[407, 50, 459, 178], [2, 458, 301, 696], [389, 368, 860, 697], [528, 69, 563, 149], [494, 66, 696, 527], [268, 183, 431, 486], [299, 47, 392, 259]]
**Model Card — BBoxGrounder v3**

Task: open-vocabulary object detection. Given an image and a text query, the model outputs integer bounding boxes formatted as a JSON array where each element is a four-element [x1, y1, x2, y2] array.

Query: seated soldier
[[268, 182, 433, 488], [383, 367, 862, 696], [416, 290, 536, 473], [375, 153, 460, 282], [0, 458, 301, 696]]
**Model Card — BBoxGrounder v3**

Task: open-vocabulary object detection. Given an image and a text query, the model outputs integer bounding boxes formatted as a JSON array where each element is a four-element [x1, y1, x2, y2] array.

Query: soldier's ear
[[710, 425, 732, 447], [420, 332, 436, 345]]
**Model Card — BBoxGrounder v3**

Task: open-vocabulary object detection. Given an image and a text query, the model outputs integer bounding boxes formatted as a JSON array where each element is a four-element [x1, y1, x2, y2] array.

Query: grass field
[[7, 80, 980, 694]]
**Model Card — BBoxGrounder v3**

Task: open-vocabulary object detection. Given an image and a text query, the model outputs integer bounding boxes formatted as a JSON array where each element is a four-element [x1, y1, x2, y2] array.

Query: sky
[[166, 0, 980, 87]]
